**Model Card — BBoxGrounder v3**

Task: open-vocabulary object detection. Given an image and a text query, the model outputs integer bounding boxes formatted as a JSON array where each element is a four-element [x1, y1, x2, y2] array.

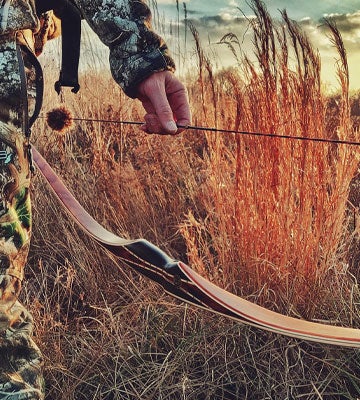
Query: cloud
[[156, 0, 175, 4], [299, 12, 360, 55], [193, 14, 248, 27], [183, 8, 202, 16], [319, 11, 360, 32], [183, 7, 360, 89]]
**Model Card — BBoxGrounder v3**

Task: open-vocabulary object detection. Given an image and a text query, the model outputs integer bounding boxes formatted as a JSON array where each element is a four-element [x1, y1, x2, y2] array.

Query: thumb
[[145, 88, 178, 134], [153, 100, 178, 134]]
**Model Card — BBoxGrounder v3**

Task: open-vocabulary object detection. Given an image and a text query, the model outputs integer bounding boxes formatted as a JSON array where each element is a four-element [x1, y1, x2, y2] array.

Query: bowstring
[[38, 115, 360, 147]]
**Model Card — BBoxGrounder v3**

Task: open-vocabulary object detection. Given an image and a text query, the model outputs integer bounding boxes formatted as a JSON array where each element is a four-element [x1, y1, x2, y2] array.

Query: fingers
[[167, 86, 192, 132], [137, 71, 191, 135], [140, 113, 163, 135]]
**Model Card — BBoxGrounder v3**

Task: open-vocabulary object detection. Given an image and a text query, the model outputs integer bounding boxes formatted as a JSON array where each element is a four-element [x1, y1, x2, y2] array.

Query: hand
[[136, 71, 191, 135]]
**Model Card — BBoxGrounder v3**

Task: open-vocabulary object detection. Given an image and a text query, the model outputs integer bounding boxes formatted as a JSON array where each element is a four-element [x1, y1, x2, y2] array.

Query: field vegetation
[[25, 0, 360, 398]]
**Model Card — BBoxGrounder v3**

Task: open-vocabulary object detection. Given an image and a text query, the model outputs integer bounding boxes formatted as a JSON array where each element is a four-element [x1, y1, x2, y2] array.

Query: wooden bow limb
[[32, 146, 360, 348]]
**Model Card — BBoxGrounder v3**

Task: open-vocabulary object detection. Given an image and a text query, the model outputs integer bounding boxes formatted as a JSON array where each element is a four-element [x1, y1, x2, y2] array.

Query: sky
[[42, 1, 360, 92], [157, 0, 359, 21], [153, 0, 360, 91]]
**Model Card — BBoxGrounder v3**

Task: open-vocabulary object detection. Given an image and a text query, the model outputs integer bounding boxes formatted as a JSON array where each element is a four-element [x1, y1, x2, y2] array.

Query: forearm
[[73, 0, 175, 97]]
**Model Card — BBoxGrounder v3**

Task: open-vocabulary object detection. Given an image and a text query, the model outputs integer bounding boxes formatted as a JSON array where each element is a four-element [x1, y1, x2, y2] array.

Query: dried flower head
[[46, 106, 74, 132]]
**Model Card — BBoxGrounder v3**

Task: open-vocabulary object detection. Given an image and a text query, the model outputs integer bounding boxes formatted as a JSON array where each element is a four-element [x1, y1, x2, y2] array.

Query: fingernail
[[165, 121, 178, 133]]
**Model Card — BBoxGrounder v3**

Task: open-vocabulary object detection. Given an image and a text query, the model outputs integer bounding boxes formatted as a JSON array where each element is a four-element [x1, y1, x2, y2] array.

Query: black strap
[[20, 45, 44, 131], [35, 0, 82, 94], [15, 43, 43, 173], [16, 44, 44, 137]]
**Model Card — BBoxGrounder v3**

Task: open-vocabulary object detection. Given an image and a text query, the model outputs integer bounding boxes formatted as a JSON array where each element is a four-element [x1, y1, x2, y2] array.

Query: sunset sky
[[155, 0, 360, 91]]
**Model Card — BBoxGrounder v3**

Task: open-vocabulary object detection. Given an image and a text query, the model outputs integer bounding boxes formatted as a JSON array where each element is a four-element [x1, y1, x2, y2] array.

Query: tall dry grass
[[180, 2, 360, 320], [21, 0, 360, 398]]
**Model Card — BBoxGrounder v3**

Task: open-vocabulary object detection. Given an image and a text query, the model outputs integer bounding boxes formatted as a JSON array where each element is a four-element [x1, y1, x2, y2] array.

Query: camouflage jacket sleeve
[[73, 0, 175, 97]]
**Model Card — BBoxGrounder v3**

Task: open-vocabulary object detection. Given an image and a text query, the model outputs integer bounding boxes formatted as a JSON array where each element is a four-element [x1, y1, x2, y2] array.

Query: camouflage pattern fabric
[[73, 0, 176, 97], [0, 1, 43, 398], [0, 1, 38, 36]]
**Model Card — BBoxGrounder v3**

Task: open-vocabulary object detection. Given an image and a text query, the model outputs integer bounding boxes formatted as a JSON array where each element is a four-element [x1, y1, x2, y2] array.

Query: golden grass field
[[25, 1, 360, 398]]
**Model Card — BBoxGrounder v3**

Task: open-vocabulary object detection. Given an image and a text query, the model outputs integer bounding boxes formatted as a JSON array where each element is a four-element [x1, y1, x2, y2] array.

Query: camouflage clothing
[[0, 34, 43, 400], [0, 1, 175, 399], [72, 0, 176, 97]]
